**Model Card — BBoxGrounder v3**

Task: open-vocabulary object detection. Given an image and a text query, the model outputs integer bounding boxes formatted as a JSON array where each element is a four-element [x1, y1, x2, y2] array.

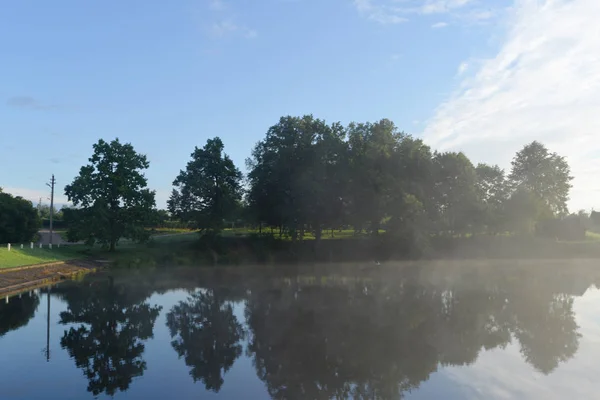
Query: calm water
[[1, 261, 600, 400]]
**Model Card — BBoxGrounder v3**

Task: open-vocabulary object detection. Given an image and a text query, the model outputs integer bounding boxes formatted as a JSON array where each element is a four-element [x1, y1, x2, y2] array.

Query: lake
[[1, 260, 600, 399]]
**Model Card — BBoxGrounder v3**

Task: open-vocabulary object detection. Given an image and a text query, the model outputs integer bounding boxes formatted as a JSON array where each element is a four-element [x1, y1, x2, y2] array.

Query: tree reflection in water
[[33, 264, 591, 399], [243, 266, 585, 399], [166, 289, 246, 392], [57, 278, 162, 396], [0, 291, 40, 337]]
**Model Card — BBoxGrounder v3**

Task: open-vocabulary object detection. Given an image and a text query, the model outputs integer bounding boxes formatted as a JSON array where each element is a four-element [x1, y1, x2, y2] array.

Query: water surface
[[1, 261, 600, 399]]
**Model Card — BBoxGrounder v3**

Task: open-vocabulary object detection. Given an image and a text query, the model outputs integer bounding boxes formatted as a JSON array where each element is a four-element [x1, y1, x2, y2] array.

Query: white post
[[7, 243, 10, 251], [20, 244, 23, 249], [57, 243, 60, 248], [39, 243, 42, 249], [30, 242, 33, 249], [49, 243, 52, 250]]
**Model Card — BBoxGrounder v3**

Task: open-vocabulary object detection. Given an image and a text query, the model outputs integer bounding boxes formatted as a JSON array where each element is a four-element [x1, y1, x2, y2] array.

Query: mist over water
[[0, 262, 599, 399]]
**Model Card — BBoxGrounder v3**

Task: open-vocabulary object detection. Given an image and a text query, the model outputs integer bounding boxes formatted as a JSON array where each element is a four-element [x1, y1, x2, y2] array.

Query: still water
[[1, 261, 600, 400]]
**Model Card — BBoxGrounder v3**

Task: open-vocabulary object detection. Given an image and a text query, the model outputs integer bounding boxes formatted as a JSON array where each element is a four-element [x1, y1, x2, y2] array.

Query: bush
[[0, 192, 40, 243]]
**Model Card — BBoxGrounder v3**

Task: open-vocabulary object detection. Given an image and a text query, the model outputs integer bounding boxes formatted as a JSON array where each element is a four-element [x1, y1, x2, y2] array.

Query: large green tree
[[0, 190, 40, 244], [247, 115, 347, 241], [432, 151, 480, 235], [64, 138, 156, 251], [346, 119, 403, 236], [475, 163, 509, 234], [509, 141, 573, 216], [168, 137, 243, 234]]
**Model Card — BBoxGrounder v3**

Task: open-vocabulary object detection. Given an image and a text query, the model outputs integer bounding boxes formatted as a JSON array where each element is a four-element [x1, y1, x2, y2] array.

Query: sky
[[0, 0, 597, 211]]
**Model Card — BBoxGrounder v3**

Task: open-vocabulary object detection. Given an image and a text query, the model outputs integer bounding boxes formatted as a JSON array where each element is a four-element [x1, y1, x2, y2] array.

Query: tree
[[0, 191, 40, 244], [169, 137, 243, 234], [0, 292, 40, 337], [247, 115, 347, 241], [509, 141, 573, 216], [346, 119, 403, 236], [166, 289, 245, 391], [432, 152, 480, 235], [58, 279, 162, 396], [475, 163, 509, 234], [64, 138, 156, 251]]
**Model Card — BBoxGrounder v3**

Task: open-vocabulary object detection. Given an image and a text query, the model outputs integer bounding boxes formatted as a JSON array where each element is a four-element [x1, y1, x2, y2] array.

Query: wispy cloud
[[353, 0, 407, 24], [204, 0, 257, 39], [457, 61, 468, 75], [208, 0, 226, 11], [6, 96, 59, 111], [422, 0, 600, 211], [209, 20, 257, 38], [353, 0, 502, 25]]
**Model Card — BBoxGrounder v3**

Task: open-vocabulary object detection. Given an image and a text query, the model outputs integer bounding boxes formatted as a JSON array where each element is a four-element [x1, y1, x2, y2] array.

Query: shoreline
[[0, 259, 105, 297]]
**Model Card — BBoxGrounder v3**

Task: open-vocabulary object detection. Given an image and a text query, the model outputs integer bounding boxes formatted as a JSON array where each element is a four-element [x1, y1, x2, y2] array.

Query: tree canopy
[[0, 191, 40, 244], [64, 138, 156, 251], [169, 137, 243, 234]]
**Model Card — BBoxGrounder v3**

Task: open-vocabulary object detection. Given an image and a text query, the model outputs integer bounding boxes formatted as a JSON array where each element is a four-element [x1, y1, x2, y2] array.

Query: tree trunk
[[315, 226, 322, 243]]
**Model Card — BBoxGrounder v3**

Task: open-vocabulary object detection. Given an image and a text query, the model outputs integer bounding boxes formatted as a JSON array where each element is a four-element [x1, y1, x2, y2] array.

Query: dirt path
[[0, 260, 103, 297]]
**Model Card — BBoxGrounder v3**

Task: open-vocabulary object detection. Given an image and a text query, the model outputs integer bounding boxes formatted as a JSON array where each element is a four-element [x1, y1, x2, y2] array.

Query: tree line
[[167, 115, 575, 245], [1, 115, 577, 249]]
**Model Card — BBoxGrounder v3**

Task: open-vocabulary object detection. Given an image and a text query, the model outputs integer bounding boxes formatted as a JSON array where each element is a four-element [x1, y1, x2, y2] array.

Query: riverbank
[[0, 259, 104, 297], [102, 233, 600, 268], [5, 231, 600, 272]]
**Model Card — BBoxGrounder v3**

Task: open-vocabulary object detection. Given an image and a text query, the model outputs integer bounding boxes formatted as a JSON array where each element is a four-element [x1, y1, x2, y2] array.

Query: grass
[[221, 228, 374, 240], [0, 230, 200, 269], [146, 227, 195, 236], [0, 245, 87, 269]]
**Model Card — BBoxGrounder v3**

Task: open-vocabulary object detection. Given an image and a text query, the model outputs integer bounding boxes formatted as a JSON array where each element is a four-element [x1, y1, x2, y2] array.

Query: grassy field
[[0, 245, 86, 269], [0, 231, 199, 269], [221, 228, 371, 240]]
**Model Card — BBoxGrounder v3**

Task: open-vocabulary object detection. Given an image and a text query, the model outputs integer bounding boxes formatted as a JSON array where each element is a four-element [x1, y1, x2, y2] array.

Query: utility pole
[[46, 286, 51, 362], [46, 175, 55, 246]]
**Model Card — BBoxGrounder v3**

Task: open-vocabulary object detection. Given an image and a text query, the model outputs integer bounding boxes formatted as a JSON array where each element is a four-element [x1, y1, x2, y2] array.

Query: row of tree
[[59, 115, 574, 250], [168, 116, 573, 242]]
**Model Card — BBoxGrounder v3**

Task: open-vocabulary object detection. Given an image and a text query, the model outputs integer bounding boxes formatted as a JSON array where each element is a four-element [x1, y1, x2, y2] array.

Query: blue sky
[[2, 0, 597, 211]]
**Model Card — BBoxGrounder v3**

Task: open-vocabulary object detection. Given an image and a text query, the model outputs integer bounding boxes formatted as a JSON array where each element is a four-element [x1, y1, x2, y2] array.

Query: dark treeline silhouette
[[60, 115, 585, 254], [169, 116, 574, 245], [0, 188, 40, 244]]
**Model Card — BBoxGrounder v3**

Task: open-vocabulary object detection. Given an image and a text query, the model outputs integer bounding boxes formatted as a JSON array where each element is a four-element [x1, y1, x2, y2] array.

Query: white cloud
[[457, 61, 468, 75], [353, 0, 407, 24], [420, 0, 475, 15], [208, 0, 226, 11], [209, 20, 257, 38], [422, 0, 600, 211], [431, 21, 449, 28], [354, 0, 501, 24]]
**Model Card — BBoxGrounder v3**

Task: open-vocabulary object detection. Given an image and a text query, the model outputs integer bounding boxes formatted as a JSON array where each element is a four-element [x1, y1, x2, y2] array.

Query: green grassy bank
[[4, 229, 600, 270], [0, 246, 85, 269]]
